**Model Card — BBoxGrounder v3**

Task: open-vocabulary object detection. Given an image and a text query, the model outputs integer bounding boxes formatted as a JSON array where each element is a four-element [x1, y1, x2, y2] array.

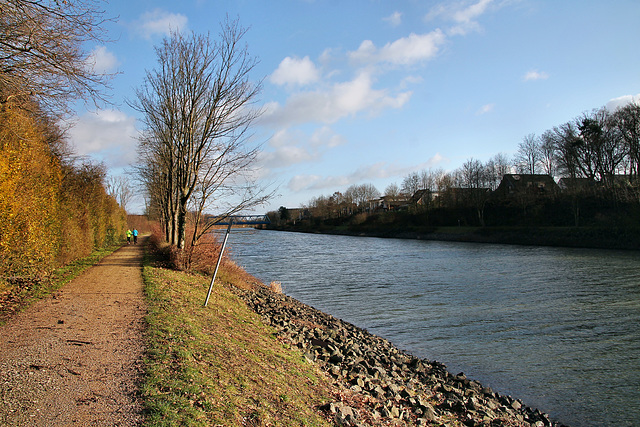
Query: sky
[[66, 0, 640, 214]]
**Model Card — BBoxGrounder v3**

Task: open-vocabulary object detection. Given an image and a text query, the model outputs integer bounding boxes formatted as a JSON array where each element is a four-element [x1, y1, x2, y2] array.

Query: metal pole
[[204, 220, 233, 307]]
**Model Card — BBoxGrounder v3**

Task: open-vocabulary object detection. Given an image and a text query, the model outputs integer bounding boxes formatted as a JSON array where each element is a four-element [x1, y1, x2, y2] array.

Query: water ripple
[[228, 229, 640, 427]]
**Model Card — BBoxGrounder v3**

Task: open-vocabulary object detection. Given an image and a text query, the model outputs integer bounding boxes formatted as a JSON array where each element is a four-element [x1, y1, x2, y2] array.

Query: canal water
[[223, 229, 640, 427]]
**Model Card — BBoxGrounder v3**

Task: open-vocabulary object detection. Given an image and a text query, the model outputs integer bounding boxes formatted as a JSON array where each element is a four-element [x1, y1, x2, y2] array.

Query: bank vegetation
[[0, 1, 127, 309], [271, 100, 640, 248]]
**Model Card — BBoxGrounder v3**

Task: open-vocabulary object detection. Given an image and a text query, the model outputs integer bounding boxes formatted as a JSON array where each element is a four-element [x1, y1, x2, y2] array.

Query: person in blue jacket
[[133, 229, 138, 244]]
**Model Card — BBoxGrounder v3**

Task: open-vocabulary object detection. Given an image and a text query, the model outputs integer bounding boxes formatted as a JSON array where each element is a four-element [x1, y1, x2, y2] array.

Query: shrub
[[0, 104, 127, 282]]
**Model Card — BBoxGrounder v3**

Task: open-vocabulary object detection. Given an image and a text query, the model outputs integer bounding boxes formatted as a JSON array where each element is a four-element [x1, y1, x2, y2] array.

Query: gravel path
[[0, 241, 146, 426]]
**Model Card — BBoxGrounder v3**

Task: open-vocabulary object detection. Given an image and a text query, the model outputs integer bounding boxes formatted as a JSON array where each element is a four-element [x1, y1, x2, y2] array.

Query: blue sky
[[67, 0, 640, 214]]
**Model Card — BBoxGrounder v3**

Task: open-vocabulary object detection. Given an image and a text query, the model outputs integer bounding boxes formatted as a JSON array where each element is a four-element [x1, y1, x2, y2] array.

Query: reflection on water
[[226, 229, 640, 427]]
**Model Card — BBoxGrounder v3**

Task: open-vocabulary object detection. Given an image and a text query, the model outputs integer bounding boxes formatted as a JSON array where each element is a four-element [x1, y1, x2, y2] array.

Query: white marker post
[[203, 214, 270, 307]]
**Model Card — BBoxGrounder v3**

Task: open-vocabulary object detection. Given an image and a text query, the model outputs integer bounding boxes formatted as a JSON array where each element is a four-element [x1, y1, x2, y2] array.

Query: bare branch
[[0, 0, 116, 117]]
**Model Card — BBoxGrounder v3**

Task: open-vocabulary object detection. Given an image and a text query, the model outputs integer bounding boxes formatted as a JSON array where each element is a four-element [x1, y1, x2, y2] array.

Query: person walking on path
[[133, 228, 138, 244], [126, 229, 132, 244], [0, 238, 147, 426]]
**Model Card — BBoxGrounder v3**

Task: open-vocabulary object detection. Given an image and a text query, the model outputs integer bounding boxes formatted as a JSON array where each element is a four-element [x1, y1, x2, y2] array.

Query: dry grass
[[268, 281, 283, 294], [142, 232, 333, 426]]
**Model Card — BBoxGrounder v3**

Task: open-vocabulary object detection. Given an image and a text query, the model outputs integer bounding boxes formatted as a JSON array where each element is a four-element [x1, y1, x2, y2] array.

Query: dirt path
[[0, 241, 147, 426]]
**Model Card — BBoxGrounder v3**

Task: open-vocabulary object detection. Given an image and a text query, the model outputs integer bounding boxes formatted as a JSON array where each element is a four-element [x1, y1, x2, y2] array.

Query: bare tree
[[485, 153, 512, 189], [401, 172, 421, 198], [459, 158, 491, 226], [550, 122, 582, 179], [384, 182, 402, 200], [0, 0, 114, 116], [345, 183, 379, 211], [611, 102, 640, 182], [105, 175, 134, 211], [132, 18, 270, 251], [539, 130, 558, 177], [575, 108, 626, 187], [514, 133, 541, 174]]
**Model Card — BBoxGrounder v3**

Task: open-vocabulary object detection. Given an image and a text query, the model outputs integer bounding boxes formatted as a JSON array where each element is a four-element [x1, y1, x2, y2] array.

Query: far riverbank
[[264, 225, 640, 251]]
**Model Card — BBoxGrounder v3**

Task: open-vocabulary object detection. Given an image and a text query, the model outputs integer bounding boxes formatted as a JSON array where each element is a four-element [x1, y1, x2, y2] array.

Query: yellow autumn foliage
[[0, 104, 127, 280], [0, 106, 60, 277]]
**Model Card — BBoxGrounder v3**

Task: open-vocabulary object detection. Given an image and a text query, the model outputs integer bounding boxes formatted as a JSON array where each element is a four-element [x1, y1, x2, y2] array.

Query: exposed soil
[[0, 241, 146, 426]]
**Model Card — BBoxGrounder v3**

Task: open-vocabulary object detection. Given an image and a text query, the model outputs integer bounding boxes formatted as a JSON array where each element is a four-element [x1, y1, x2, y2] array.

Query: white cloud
[[427, 153, 448, 167], [259, 145, 314, 169], [401, 75, 425, 88], [426, 0, 495, 36], [136, 9, 188, 40], [310, 126, 346, 148], [258, 129, 315, 169], [270, 56, 320, 87], [261, 72, 412, 127], [349, 30, 446, 66], [288, 174, 349, 193], [384, 11, 403, 27], [452, 0, 494, 24], [287, 157, 449, 194], [523, 70, 549, 81], [257, 126, 345, 171], [477, 103, 495, 115], [85, 46, 119, 73], [67, 109, 138, 168], [605, 93, 640, 111]]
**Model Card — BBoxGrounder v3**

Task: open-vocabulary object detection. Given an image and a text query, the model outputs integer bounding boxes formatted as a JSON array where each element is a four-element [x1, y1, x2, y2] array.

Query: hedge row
[[0, 105, 127, 282]]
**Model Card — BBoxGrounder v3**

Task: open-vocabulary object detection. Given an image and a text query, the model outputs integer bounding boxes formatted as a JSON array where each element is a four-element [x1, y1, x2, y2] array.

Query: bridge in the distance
[[204, 214, 270, 307], [212, 214, 270, 226]]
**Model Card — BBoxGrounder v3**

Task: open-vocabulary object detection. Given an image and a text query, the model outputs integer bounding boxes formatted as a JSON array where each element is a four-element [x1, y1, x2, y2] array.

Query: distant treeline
[[270, 100, 640, 232]]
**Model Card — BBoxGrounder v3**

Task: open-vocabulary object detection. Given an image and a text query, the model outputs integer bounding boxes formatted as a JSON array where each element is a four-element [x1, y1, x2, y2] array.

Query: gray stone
[[422, 404, 438, 421], [372, 385, 385, 398], [511, 399, 523, 411], [235, 285, 557, 427]]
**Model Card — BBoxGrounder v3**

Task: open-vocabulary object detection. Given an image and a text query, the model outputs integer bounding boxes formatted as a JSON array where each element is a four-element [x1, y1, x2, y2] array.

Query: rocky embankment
[[232, 285, 566, 427]]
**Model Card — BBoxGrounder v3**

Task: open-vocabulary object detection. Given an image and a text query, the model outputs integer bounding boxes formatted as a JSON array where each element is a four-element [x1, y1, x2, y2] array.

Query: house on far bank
[[376, 195, 409, 211], [372, 190, 432, 211], [557, 177, 598, 193], [494, 174, 559, 199], [410, 189, 432, 207]]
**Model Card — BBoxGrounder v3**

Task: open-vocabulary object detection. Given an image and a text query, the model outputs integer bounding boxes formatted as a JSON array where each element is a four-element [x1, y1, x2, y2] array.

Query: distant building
[[558, 177, 598, 193], [376, 194, 410, 211], [495, 174, 559, 198], [410, 189, 432, 206]]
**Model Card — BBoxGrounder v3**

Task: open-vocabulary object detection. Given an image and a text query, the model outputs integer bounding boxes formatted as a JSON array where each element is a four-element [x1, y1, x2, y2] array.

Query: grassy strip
[[0, 242, 124, 325], [141, 251, 334, 427]]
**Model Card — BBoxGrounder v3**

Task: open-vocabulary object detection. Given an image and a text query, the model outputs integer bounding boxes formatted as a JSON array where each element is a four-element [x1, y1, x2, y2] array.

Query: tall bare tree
[[459, 158, 491, 226], [384, 183, 402, 200], [105, 175, 134, 211], [539, 130, 558, 177], [550, 121, 582, 179], [514, 133, 541, 174], [401, 172, 421, 198], [485, 153, 512, 189], [0, 0, 114, 116], [611, 102, 640, 182], [575, 108, 626, 188], [345, 183, 379, 211], [132, 18, 270, 250]]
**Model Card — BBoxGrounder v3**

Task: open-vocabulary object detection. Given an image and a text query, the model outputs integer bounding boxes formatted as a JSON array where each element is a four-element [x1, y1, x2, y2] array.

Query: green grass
[[141, 250, 333, 427]]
